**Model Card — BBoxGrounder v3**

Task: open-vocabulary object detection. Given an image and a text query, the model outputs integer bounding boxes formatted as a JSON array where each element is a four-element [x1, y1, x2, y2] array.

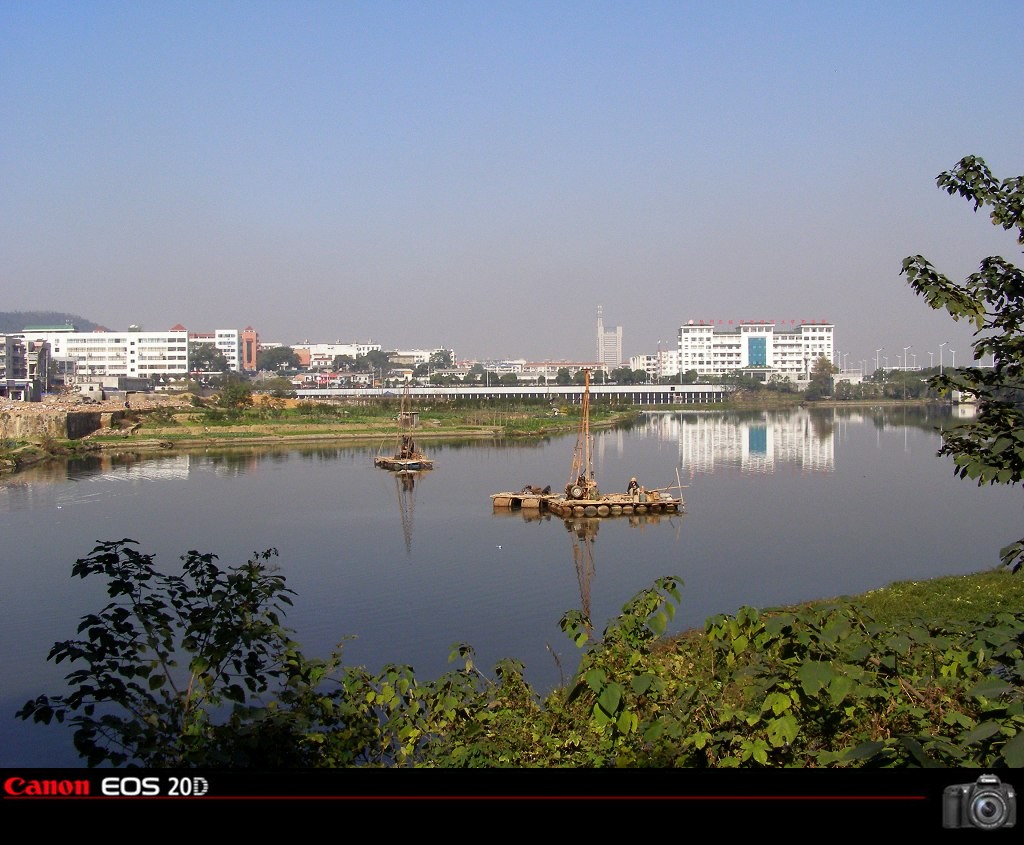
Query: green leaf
[[969, 678, 1015, 699], [797, 661, 835, 696], [597, 683, 623, 717], [691, 731, 713, 749], [1000, 730, 1024, 767], [762, 692, 792, 716], [631, 674, 655, 695], [843, 740, 886, 761], [962, 721, 1002, 744], [616, 709, 637, 734], [766, 714, 799, 748], [584, 668, 607, 694], [827, 674, 856, 706]]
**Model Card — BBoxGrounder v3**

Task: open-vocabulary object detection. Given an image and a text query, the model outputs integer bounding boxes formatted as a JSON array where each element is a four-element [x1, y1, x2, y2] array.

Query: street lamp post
[[875, 347, 883, 374], [950, 350, 956, 369], [939, 342, 947, 375], [929, 352, 934, 368], [903, 346, 911, 373]]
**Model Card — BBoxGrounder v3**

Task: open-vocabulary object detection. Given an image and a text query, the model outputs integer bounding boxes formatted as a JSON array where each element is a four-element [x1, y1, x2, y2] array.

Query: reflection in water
[[565, 517, 598, 628], [503, 512, 687, 635], [1, 453, 194, 512], [392, 470, 423, 555], [637, 404, 978, 480], [672, 410, 835, 476]]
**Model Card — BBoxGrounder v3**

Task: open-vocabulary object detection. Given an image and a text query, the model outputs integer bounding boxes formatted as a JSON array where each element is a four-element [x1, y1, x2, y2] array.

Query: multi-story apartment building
[[676, 319, 834, 381], [629, 349, 681, 382], [19, 326, 190, 382], [184, 327, 243, 372], [0, 335, 50, 400]]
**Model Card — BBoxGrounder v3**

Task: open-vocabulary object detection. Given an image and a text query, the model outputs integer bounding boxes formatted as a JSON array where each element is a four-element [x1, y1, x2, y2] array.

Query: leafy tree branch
[[901, 155, 1024, 572]]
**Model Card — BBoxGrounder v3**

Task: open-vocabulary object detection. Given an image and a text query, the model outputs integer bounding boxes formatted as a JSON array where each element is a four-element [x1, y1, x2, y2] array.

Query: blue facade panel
[[749, 337, 767, 367]]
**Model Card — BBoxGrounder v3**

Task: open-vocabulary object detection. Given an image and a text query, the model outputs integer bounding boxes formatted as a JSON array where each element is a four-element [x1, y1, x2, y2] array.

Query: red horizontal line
[[5, 794, 928, 801]]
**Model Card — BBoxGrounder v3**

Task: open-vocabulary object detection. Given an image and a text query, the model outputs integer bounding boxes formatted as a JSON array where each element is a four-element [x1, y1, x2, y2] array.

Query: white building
[[629, 350, 680, 382], [520, 361, 608, 380], [596, 306, 622, 369], [676, 319, 834, 381], [19, 327, 190, 381], [388, 347, 456, 368], [186, 328, 242, 372], [293, 341, 383, 369]]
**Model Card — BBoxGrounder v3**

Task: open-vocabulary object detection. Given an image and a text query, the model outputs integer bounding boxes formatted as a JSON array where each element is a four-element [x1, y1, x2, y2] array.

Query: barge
[[490, 369, 684, 518]]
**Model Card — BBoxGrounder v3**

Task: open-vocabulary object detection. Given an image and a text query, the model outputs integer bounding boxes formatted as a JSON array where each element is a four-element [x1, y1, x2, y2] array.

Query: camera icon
[[943, 774, 1016, 830]]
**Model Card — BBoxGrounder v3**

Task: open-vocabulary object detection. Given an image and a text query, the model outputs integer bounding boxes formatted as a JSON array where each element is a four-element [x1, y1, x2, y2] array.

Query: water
[[1, 405, 1020, 766]]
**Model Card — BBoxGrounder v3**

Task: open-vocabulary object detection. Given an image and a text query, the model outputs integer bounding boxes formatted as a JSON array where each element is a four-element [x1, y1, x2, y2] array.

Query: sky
[[2, 1, 1022, 369]]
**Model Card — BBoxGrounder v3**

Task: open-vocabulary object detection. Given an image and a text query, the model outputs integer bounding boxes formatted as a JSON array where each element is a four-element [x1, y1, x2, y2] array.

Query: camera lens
[[969, 792, 1009, 829]]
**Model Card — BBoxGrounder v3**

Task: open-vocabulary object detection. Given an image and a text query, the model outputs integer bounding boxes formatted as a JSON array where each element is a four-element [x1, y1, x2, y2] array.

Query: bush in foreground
[[17, 541, 1024, 767]]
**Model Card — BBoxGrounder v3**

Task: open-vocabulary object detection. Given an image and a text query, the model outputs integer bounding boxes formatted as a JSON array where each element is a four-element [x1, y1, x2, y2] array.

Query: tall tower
[[596, 306, 622, 369], [241, 327, 260, 371]]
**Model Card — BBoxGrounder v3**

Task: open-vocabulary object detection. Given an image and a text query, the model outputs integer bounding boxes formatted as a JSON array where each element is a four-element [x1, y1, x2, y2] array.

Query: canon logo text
[[5, 777, 91, 796]]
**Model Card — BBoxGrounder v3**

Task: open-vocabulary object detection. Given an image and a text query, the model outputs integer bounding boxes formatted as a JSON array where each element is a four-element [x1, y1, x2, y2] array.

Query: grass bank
[[508, 565, 1024, 767]]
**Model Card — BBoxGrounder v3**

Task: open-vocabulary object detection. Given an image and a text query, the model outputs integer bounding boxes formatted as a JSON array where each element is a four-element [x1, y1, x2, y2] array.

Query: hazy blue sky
[[3, 1, 1022, 368]]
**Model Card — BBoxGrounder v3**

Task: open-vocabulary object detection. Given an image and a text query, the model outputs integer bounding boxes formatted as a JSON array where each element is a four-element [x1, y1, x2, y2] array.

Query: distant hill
[[0, 311, 104, 333]]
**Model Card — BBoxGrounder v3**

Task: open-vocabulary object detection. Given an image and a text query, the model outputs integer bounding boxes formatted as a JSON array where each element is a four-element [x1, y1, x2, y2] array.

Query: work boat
[[374, 381, 434, 472], [491, 369, 685, 518]]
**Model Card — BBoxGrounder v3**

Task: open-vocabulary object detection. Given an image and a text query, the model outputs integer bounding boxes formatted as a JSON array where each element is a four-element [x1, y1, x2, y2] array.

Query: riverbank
[[1, 391, 644, 467]]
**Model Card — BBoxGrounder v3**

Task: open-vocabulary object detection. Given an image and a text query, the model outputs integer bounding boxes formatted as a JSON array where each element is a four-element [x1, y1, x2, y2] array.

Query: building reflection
[[639, 409, 836, 476]]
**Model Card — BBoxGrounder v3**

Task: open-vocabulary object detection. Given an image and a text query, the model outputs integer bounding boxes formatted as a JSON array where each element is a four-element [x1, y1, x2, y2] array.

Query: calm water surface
[[2, 405, 1020, 766]]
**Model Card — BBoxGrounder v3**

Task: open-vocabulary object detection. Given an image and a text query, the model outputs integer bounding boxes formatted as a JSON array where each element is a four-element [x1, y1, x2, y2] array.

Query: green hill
[[0, 311, 104, 333]]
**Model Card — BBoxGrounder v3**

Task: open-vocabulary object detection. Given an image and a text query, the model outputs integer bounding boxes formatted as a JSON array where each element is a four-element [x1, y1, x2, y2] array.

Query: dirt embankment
[[1, 393, 189, 441]]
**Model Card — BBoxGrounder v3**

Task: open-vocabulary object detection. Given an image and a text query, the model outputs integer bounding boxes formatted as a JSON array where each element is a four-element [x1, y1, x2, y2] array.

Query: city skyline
[[3, 3, 1021, 368], [0, 304, 984, 376]]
